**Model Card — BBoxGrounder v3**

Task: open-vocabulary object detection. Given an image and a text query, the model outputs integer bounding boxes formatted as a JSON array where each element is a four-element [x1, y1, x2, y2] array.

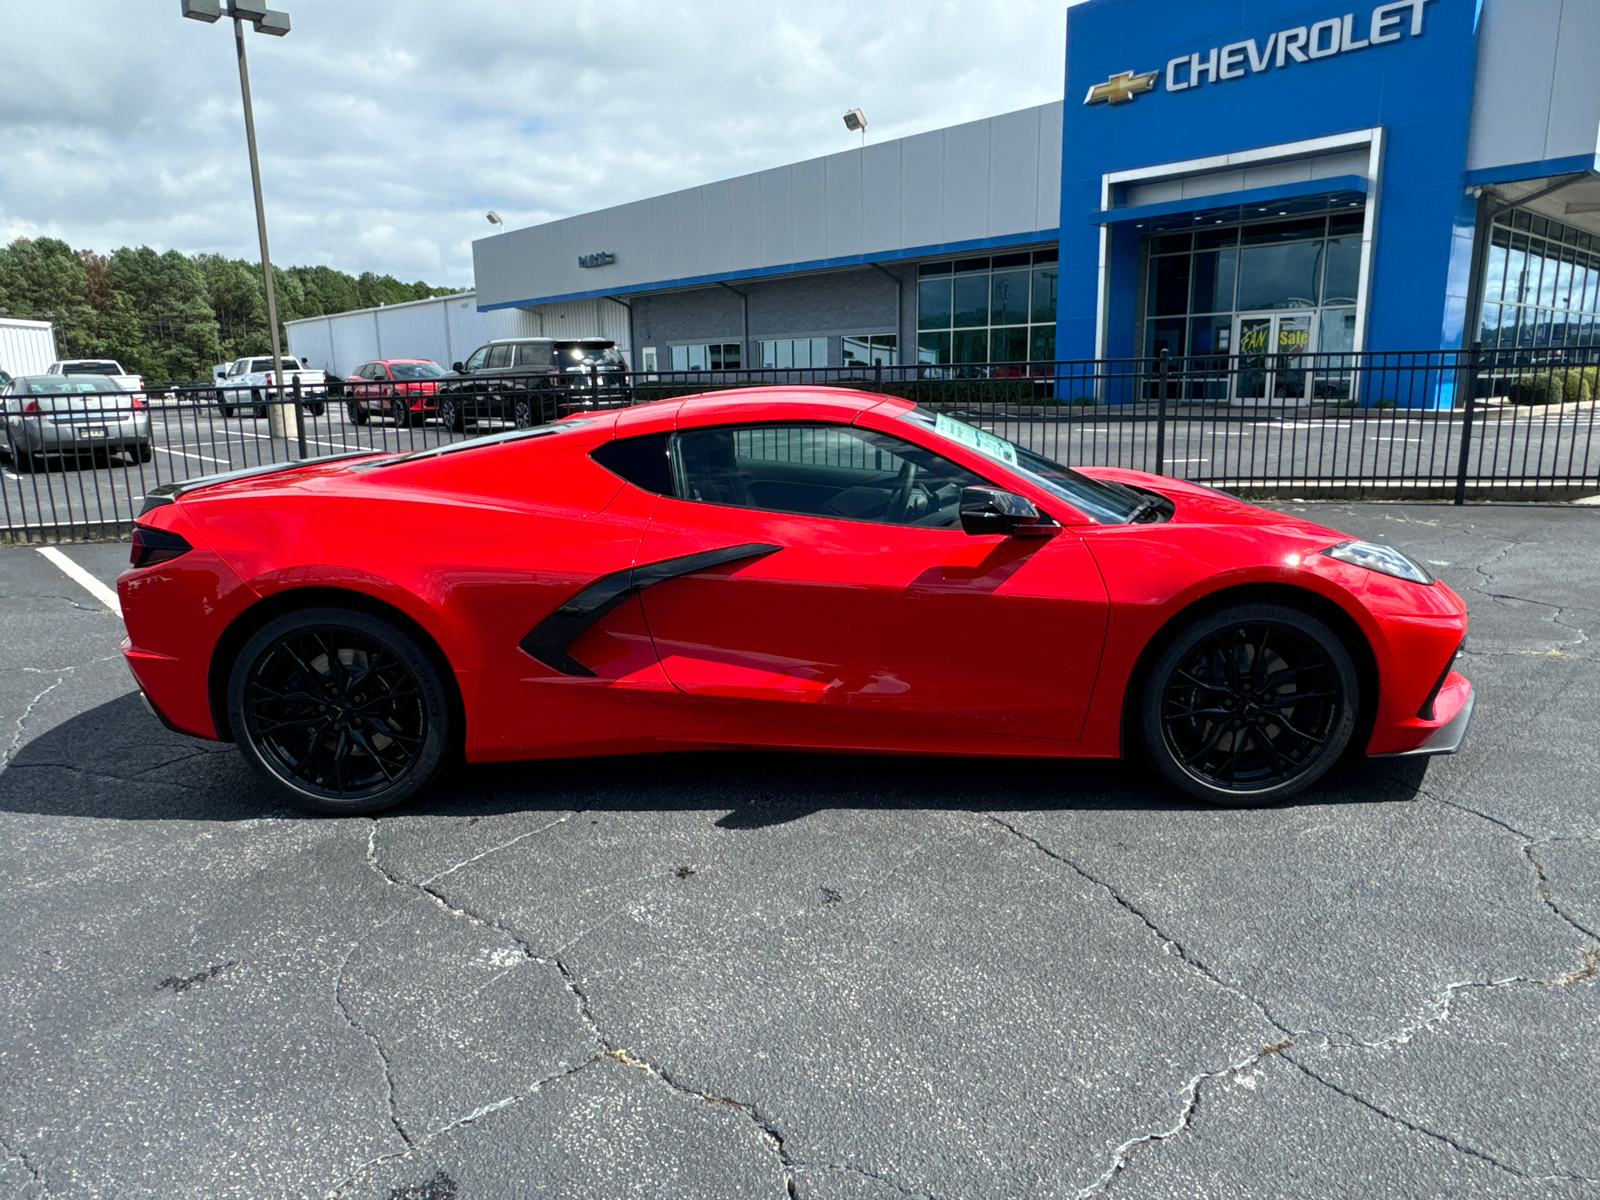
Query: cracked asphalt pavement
[[1, 503, 1597, 1199]]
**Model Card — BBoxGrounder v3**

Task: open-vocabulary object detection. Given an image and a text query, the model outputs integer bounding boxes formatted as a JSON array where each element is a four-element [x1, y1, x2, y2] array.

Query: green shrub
[[1507, 374, 1561, 405], [1561, 368, 1595, 403]]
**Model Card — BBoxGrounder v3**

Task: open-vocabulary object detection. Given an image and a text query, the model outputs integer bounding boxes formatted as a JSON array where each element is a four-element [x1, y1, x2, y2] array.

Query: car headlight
[[1322, 540, 1433, 585]]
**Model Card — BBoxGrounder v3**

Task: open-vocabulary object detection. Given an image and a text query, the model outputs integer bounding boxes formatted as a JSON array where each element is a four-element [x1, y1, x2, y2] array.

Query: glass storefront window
[[991, 270, 1030, 326], [758, 337, 828, 369], [1236, 241, 1324, 311], [1139, 206, 1370, 359], [1318, 308, 1357, 354], [1322, 237, 1361, 305], [991, 326, 1029, 363], [1030, 266, 1058, 323], [952, 273, 989, 327], [1477, 209, 1600, 349], [842, 335, 898, 367], [918, 277, 952, 329], [917, 248, 1058, 363], [953, 330, 989, 364]]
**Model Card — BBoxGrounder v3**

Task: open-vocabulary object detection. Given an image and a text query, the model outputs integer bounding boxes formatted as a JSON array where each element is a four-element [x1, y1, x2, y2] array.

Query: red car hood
[[1077, 467, 1347, 541]]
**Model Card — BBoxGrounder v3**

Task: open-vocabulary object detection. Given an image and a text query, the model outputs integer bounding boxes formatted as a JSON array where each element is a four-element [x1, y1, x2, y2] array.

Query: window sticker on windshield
[[935, 412, 1018, 466]]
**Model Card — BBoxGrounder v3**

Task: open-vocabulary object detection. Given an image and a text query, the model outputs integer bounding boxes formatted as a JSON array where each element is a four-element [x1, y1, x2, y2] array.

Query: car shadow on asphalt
[[0, 692, 1433, 825]]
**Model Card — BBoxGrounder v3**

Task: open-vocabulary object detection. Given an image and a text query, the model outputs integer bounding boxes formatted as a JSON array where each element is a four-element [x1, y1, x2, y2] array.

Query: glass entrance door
[[1233, 312, 1313, 403]]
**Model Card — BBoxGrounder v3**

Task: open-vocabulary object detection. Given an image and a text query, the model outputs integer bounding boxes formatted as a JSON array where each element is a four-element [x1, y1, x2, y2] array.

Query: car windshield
[[389, 362, 444, 379], [61, 362, 121, 375], [20, 376, 123, 394], [555, 343, 623, 365], [901, 407, 1148, 524]]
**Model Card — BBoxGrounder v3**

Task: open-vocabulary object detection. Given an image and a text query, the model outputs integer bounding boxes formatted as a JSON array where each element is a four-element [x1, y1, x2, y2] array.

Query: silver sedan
[[1, 375, 152, 472]]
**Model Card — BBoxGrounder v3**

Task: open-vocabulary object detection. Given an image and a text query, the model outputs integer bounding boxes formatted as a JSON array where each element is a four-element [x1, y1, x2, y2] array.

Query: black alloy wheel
[[1139, 603, 1358, 806], [437, 395, 463, 432], [227, 608, 452, 814], [512, 396, 536, 428]]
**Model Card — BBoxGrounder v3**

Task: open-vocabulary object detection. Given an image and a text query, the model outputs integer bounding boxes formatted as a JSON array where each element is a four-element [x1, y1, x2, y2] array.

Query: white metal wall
[[0, 318, 59, 377], [473, 102, 1065, 309], [286, 292, 630, 378], [1469, 0, 1600, 175]]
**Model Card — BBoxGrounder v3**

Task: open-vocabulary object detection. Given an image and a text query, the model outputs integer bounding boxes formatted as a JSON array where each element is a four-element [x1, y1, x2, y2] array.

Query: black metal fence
[[3, 347, 1598, 540]]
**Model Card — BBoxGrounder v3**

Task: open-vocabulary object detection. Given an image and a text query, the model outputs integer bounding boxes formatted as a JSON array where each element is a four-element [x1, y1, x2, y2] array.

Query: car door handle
[[520, 543, 782, 677]]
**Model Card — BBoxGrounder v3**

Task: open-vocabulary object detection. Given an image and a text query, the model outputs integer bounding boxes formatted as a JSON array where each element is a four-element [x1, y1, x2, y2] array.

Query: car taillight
[[132, 397, 146, 409], [129, 526, 193, 568], [23, 400, 40, 413]]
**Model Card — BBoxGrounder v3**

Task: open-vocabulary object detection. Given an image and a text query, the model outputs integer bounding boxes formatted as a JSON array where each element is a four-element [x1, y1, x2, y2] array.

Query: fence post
[[1154, 348, 1170, 476], [291, 376, 308, 459], [1452, 341, 1480, 506]]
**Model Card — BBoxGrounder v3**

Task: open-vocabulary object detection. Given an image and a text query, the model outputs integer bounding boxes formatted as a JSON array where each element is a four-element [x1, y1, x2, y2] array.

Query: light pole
[[181, 0, 305, 456]]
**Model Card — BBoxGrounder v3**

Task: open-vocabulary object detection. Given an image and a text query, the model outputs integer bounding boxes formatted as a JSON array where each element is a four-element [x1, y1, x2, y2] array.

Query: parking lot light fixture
[[179, 0, 304, 455], [843, 108, 867, 147]]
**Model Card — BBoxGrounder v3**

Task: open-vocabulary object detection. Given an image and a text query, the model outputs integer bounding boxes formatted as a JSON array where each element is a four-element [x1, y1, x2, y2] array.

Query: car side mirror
[[452, 362, 465, 373], [959, 487, 1057, 537]]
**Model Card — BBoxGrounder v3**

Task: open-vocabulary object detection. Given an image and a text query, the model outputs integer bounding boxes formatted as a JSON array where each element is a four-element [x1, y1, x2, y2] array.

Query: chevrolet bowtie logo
[[1084, 69, 1158, 106]]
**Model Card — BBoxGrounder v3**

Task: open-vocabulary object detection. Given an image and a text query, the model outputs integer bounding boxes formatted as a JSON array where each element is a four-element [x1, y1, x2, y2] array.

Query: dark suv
[[436, 338, 629, 431]]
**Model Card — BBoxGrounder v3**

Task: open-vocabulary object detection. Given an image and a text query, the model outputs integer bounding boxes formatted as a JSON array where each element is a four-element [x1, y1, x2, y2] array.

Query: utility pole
[[182, 0, 306, 456]]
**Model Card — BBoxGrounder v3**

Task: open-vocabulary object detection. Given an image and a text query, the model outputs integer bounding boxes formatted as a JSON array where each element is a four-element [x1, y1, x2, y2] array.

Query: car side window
[[486, 345, 513, 369], [463, 347, 489, 372], [672, 422, 989, 527], [516, 343, 549, 368]]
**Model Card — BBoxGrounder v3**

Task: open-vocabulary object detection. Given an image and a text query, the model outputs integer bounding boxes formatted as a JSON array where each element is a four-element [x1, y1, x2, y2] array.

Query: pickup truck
[[47, 359, 144, 395], [216, 356, 328, 418]]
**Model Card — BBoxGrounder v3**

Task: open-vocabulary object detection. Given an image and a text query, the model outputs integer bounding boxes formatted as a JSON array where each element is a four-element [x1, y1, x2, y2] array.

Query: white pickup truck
[[216, 356, 328, 418], [47, 359, 144, 395]]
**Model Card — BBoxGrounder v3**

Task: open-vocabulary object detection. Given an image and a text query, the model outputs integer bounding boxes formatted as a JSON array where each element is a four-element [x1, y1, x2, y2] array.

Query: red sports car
[[343, 359, 445, 426], [119, 389, 1472, 815]]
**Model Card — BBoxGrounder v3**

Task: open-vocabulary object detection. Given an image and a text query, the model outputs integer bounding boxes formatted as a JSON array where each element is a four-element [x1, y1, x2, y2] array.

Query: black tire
[[1137, 603, 1359, 807], [438, 395, 464, 432], [306, 402, 326, 418], [135, 443, 153, 464], [254, 405, 268, 419], [220, 404, 235, 418], [407, 409, 426, 428], [15, 445, 35, 473], [227, 607, 453, 815], [348, 401, 367, 425], [511, 396, 535, 428]]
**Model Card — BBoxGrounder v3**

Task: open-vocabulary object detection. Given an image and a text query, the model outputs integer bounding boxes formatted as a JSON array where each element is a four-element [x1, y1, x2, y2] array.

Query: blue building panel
[[1059, 0, 1484, 360]]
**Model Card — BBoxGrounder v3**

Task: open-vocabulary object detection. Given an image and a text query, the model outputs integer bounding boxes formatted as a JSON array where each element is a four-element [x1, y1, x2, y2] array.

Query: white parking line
[[36, 546, 122, 616], [155, 445, 230, 466]]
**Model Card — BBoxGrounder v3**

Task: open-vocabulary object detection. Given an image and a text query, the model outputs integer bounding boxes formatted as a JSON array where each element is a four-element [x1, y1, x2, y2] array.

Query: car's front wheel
[[438, 395, 463, 432], [227, 607, 453, 815], [1138, 603, 1358, 807]]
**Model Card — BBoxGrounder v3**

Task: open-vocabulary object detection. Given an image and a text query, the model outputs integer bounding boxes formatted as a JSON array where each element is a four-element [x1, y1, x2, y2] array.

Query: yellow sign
[[1084, 70, 1159, 106]]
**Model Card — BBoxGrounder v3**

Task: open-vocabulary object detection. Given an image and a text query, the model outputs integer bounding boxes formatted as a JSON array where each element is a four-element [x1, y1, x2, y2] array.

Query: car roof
[[613, 387, 910, 435]]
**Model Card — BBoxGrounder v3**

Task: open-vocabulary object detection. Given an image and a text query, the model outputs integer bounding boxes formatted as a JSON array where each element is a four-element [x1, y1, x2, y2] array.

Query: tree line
[[0, 237, 461, 384]]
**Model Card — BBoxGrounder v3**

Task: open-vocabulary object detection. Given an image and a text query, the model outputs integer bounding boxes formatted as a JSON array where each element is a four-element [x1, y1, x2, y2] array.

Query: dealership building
[[459, 0, 1600, 385]]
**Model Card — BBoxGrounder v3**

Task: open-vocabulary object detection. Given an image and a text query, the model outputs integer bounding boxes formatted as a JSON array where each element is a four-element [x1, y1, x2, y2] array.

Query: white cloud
[[0, 0, 1074, 287]]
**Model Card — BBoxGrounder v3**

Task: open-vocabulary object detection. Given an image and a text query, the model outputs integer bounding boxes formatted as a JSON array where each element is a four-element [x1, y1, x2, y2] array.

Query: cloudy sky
[[0, 1, 1072, 288]]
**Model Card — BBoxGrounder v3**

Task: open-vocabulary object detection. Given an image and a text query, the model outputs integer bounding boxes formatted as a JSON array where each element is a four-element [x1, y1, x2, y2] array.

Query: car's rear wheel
[[227, 608, 452, 815], [220, 404, 235, 418], [135, 443, 153, 464], [1138, 603, 1358, 807]]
